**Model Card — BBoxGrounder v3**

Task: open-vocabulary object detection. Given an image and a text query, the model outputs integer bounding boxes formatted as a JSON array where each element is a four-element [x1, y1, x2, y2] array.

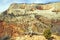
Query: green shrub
[[43, 28, 51, 39]]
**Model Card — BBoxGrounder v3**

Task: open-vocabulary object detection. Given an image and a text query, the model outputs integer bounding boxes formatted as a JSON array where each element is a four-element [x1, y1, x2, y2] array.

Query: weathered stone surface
[[0, 2, 60, 40], [36, 5, 53, 10]]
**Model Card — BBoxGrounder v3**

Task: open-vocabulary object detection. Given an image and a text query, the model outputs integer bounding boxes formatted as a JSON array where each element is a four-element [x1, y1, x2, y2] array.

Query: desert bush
[[43, 28, 52, 40]]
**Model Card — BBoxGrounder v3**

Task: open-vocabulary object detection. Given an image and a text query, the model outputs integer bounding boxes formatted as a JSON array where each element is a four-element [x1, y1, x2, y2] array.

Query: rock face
[[0, 2, 60, 40], [36, 4, 52, 10], [7, 3, 26, 15]]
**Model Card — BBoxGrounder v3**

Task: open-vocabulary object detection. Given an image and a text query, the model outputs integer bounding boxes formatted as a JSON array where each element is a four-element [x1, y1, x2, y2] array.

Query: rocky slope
[[0, 2, 60, 40]]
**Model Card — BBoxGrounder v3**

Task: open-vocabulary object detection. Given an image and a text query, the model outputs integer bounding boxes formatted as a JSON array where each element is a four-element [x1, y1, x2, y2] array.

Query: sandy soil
[[10, 35, 60, 40]]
